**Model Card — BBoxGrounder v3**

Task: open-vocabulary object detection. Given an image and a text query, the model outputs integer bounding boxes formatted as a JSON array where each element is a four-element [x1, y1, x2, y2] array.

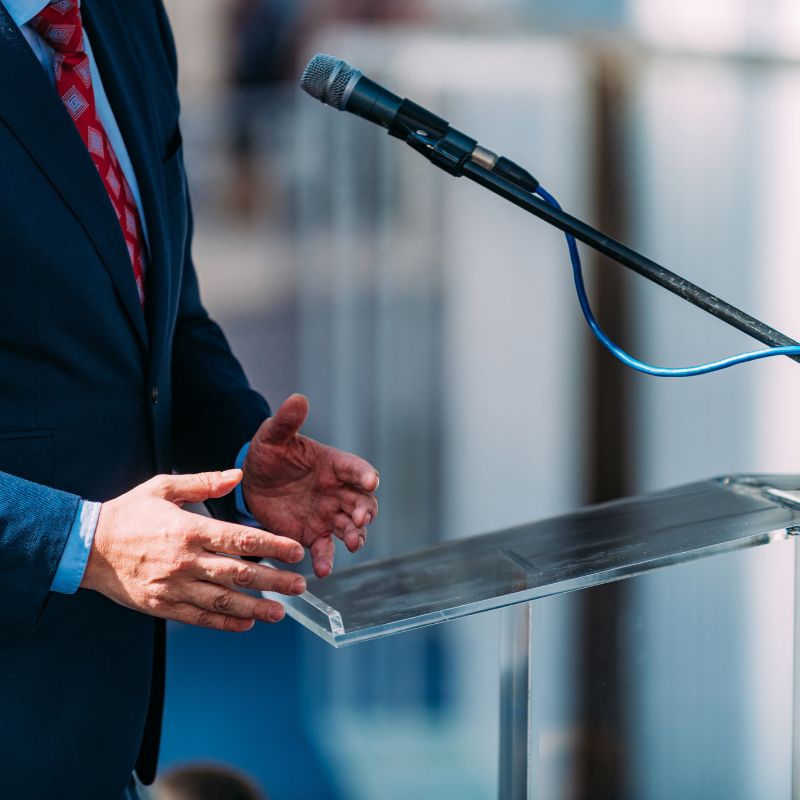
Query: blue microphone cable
[[534, 185, 800, 377]]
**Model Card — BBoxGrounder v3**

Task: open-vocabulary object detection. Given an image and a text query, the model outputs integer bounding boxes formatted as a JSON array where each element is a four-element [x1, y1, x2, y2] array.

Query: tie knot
[[31, 1, 83, 54]]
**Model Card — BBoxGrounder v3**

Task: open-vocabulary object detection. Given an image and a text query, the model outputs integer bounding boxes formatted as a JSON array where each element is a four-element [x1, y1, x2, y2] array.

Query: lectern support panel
[[263, 474, 800, 797]]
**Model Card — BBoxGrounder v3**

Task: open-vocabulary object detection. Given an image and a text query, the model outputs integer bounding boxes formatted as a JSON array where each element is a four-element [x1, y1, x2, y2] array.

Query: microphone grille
[[300, 53, 358, 109]]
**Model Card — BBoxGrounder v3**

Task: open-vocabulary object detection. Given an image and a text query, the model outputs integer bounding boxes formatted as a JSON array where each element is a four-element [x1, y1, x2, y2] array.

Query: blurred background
[[153, 1, 800, 798]]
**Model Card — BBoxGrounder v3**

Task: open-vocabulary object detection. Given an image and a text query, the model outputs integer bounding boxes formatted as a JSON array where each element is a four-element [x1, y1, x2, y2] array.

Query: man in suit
[[0, 2, 379, 798]]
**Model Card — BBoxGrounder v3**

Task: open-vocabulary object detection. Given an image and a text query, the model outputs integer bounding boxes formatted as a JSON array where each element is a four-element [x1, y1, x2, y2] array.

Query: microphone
[[298, 54, 800, 373], [300, 53, 540, 192]]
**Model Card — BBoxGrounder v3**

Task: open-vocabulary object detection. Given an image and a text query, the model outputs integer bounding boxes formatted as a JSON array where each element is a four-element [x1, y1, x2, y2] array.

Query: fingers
[[331, 451, 380, 493], [172, 604, 255, 633], [311, 536, 335, 578], [192, 553, 307, 596], [333, 512, 365, 553], [182, 581, 287, 624], [195, 518, 304, 562], [258, 394, 310, 445], [352, 496, 377, 529], [152, 470, 242, 505], [335, 487, 379, 529]]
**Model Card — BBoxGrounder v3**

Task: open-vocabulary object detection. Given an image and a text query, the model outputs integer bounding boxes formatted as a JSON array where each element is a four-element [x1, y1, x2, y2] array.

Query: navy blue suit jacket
[[0, 2, 270, 797]]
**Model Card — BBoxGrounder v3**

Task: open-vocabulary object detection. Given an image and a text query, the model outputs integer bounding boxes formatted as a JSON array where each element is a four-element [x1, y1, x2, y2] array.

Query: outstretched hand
[[242, 394, 379, 578], [82, 470, 307, 632]]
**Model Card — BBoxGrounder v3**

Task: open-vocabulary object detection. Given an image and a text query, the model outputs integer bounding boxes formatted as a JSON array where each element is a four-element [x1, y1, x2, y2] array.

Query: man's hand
[[80, 470, 307, 632], [243, 394, 379, 579]]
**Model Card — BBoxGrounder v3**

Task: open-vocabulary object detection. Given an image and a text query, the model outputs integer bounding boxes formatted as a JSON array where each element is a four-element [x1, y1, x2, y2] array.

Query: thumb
[[155, 469, 242, 505], [258, 393, 310, 445]]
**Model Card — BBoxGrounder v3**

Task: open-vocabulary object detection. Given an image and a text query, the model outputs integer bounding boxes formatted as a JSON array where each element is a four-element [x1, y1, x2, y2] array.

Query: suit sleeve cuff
[[234, 442, 260, 527], [50, 500, 101, 595]]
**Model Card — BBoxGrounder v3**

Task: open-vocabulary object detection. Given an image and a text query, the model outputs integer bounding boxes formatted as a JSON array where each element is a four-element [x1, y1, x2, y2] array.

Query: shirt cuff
[[51, 500, 102, 594], [235, 442, 260, 527]]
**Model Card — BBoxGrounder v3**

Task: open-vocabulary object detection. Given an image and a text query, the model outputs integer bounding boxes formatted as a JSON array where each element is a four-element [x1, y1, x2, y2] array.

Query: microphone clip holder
[[404, 129, 477, 177], [388, 100, 477, 178]]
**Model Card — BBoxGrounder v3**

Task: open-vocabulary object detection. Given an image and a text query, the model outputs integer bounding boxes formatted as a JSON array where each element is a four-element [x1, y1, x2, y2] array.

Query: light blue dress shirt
[[8, 0, 258, 594], [234, 443, 258, 524]]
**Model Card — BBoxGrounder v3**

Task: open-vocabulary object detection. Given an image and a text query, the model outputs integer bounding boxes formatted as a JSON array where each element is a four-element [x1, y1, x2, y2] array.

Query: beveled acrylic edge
[[264, 524, 793, 648]]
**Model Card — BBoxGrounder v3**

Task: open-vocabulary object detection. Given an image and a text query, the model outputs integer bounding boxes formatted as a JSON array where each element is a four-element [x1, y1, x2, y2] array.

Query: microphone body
[[342, 74, 403, 129]]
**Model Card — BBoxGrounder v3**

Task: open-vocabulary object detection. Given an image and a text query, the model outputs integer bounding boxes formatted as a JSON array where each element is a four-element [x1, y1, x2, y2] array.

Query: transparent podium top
[[264, 475, 800, 647]]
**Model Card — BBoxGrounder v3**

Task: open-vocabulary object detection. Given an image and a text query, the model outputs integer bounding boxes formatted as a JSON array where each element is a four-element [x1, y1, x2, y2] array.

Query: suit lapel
[[0, 2, 148, 348], [82, 0, 173, 379]]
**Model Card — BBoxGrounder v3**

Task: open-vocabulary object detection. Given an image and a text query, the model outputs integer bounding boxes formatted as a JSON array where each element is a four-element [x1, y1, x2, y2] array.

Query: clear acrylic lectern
[[263, 475, 800, 798]]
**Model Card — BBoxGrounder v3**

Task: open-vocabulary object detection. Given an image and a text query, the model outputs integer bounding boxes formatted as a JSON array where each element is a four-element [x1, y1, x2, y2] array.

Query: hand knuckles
[[151, 474, 172, 494], [197, 472, 215, 495], [221, 614, 243, 632], [169, 551, 194, 575], [213, 590, 234, 612], [145, 594, 165, 613], [196, 610, 216, 628], [148, 576, 175, 600], [234, 564, 256, 588], [178, 511, 202, 543], [176, 526, 196, 548], [236, 529, 258, 555]]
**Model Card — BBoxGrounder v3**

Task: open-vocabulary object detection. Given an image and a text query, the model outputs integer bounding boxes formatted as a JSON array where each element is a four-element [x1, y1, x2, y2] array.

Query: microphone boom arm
[[398, 126, 800, 362], [459, 157, 800, 363]]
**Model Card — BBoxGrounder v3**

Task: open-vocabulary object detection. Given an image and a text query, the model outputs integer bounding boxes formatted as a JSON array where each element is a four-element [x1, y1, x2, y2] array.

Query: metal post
[[499, 602, 534, 799], [792, 532, 800, 798]]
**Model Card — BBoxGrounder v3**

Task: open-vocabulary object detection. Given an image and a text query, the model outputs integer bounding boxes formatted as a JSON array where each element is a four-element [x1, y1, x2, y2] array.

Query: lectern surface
[[264, 475, 800, 646]]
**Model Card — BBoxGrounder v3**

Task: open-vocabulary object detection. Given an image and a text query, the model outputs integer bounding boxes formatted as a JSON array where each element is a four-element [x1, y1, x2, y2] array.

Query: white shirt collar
[[4, 0, 81, 28]]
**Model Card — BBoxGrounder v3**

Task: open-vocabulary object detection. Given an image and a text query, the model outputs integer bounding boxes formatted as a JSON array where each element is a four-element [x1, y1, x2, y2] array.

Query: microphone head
[[300, 53, 360, 110]]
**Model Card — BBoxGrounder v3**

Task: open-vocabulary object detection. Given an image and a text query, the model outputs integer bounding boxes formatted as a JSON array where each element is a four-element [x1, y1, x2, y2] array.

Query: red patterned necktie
[[32, 0, 146, 305]]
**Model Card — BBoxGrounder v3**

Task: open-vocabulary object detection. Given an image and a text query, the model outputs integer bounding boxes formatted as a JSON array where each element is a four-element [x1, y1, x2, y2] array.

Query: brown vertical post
[[574, 46, 635, 800]]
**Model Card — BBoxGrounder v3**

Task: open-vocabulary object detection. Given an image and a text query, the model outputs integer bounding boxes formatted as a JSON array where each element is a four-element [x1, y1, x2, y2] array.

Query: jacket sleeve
[[0, 471, 81, 637]]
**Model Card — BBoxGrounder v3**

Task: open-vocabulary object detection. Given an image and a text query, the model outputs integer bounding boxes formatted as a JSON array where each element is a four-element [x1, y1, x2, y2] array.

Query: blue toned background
[[161, 621, 341, 799]]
